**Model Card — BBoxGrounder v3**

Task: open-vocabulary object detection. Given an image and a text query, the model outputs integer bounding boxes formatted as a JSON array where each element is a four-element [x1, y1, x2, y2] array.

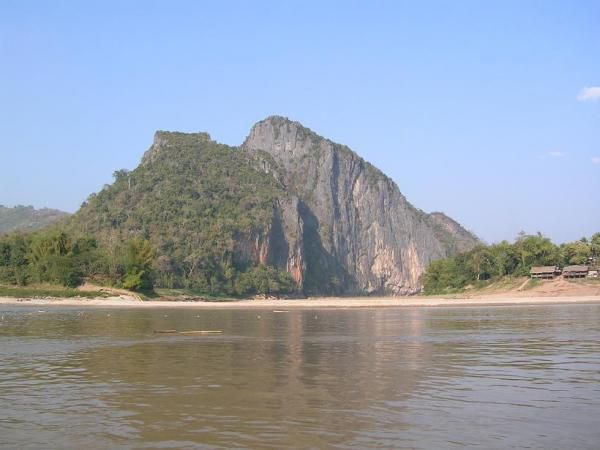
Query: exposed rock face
[[68, 116, 478, 296], [234, 197, 306, 290], [242, 116, 479, 295]]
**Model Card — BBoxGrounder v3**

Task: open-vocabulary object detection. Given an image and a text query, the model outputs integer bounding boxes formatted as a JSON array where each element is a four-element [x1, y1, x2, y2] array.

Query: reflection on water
[[1, 305, 599, 449]]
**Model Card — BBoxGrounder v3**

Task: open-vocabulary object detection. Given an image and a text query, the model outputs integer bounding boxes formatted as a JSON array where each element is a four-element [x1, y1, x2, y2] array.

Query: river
[[1, 303, 599, 449]]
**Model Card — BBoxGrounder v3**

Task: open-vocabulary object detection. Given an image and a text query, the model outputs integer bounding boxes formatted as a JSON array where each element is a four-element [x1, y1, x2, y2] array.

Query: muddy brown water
[[1, 304, 599, 449]]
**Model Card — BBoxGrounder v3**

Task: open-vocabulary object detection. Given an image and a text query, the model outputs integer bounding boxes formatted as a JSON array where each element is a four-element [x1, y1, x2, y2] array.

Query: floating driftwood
[[272, 310, 290, 313], [179, 330, 223, 335], [154, 329, 222, 335]]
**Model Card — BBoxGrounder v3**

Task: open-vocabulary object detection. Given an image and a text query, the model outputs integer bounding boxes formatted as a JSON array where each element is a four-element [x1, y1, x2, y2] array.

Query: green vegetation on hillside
[[67, 132, 295, 295], [0, 133, 295, 297], [0, 205, 68, 234], [0, 122, 483, 298], [422, 232, 600, 294]]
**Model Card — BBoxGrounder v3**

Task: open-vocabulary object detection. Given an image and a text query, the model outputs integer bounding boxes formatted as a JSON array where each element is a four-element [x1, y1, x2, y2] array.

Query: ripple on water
[[0, 304, 599, 449]]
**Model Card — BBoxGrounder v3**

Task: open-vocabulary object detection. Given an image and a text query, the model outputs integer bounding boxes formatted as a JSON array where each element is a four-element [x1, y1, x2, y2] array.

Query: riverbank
[[2, 294, 600, 309], [2, 277, 599, 309]]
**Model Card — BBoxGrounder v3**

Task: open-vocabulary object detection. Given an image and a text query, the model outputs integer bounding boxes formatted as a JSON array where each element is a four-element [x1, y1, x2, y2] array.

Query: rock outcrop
[[242, 116, 479, 295], [68, 116, 478, 296]]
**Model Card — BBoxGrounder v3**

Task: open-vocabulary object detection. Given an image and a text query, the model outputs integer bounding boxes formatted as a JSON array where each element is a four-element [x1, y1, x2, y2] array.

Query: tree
[[113, 169, 132, 189], [591, 233, 600, 258], [235, 265, 295, 296], [464, 246, 493, 281], [513, 233, 558, 274], [122, 238, 155, 291], [421, 258, 465, 294], [0, 234, 29, 285], [489, 241, 518, 277], [28, 231, 79, 286], [560, 241, 591, 265]]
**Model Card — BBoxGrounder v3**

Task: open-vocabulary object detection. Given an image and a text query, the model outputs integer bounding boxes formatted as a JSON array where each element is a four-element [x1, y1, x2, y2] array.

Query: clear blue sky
[[1, 0, 599, 243]]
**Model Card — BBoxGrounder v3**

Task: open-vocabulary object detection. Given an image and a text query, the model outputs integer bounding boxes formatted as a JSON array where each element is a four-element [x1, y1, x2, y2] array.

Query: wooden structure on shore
[[562, 265, 589, 279], [530, 266, 561, 279]]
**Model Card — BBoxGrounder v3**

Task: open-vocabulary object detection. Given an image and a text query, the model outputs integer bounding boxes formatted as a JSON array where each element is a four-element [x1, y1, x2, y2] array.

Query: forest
[[0, 228, 295, 297], [0, 132, 297, 297], [421, 232, 600, 294]]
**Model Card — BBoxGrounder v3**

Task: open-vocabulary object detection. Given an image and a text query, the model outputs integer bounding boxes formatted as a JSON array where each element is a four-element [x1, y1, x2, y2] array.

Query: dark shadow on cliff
[[266, 207, 290, 268], [297, 200, 358, 295]]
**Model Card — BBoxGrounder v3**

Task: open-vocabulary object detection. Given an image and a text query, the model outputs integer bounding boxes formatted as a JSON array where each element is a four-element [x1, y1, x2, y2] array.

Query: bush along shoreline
[[0, 228, 295, 298], [421, 232, 600, 295]]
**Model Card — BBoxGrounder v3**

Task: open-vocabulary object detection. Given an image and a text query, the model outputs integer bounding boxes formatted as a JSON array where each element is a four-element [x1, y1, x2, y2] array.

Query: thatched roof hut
[[562, 265, 589, 278], [530, 266, 560, 279]]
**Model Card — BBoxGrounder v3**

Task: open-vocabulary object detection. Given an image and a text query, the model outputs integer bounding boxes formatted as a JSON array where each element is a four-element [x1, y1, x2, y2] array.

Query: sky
[[1, 0, 599, 244]]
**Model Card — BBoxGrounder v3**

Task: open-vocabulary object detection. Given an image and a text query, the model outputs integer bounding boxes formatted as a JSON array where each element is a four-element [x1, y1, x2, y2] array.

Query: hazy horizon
[[1, 1, 598, 244]]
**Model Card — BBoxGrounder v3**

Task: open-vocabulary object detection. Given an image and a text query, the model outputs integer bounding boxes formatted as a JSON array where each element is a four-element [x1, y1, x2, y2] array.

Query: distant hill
[[65, 116, 479, 295], [0, 205, 69, 234], [428, 212, 480, 255]]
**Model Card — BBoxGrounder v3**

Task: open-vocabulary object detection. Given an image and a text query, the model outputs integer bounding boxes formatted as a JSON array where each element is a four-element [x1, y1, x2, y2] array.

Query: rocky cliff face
[[232, 196, 306, 290], [68, 116, 477, 296], [242, 116, 479, 295]]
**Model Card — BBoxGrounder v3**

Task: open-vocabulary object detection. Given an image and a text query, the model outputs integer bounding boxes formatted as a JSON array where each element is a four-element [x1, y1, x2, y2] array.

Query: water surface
[[1, 304, 599, 449]]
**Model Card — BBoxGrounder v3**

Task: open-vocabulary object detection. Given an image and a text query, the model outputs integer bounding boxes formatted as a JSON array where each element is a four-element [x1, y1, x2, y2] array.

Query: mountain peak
[[243, 116, 324, 154], [67, 118, 478, 296], [142, 130, 213, 165], [254, 115, 301, 128]]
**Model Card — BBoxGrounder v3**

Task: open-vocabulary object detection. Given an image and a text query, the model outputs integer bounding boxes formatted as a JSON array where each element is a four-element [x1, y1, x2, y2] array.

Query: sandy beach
[[2, 294, 600, 309], [3, 278, 599, 309]]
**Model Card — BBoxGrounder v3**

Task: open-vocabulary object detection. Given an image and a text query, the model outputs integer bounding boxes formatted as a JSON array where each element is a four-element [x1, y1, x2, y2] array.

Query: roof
[[530, 266, 558, 274], [563, 265, 589, 272]]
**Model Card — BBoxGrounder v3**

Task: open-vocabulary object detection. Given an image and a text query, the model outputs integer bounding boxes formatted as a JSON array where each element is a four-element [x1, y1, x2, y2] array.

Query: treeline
[[422, 232, 600, 294], [0, 230, 154, 290], [0, 229, 296, 296]]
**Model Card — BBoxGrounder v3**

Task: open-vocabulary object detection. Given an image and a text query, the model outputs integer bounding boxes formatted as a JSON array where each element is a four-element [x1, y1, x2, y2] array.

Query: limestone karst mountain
[[242, 117, 478, 294], [67, 116, 478, 295]]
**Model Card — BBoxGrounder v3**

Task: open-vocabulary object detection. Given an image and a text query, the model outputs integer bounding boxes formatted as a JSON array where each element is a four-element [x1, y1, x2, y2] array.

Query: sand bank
[[2, 295, 600, 309]]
